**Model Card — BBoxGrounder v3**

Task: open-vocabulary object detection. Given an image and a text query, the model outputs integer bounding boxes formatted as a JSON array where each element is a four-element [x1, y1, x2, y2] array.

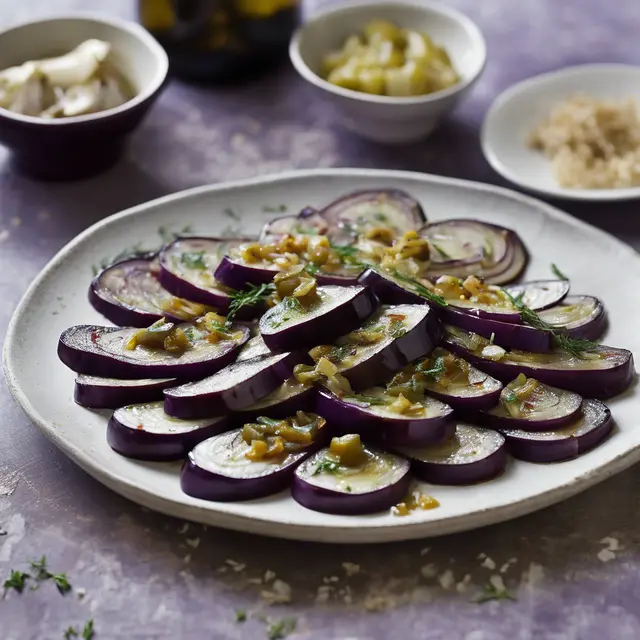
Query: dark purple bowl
[[0, 16, 168, 180]]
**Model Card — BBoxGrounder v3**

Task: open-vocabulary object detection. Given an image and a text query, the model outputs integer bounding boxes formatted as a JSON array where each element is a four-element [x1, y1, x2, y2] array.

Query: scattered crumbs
[[420, 564, 437, 579], [261, 579, 292, 605], [225, 559, 246, 572], [481, 557, 496, 570], [500, 558, 518, 574], [600, 536, 620, 551], [597, 549, 616, 563], [364, 594, 393, 612], [522, 562, 545, 588], [185, 537, 200, 549], [455, 574, 472, 594], [438, 569, 455, 590], [247, 577, 263, 585], [340, 585, 353, 605], [322, 576, 340, 584], [597, 537, 620, 563], [420, 547, 431, 556], [183, 554, 191, 564], [342, 562, 360, 577], [264, 570, 276, 583], [217, 566, 229, 573], [315, 585, 333, 604], [0, 230, 8, 243], [10, 217, 21, 227], [76, 587, 86, 600], [177, 523, 190, 535]]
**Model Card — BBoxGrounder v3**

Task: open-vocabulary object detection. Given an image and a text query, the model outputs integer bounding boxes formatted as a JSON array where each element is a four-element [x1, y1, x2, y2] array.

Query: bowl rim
[[480, 62, 640, 202], [289, 0, 487, 106], [0, 12, 169, 126]]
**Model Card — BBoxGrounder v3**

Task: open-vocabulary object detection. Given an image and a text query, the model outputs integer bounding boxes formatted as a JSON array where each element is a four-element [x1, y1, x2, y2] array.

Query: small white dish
[[290, 0, 486, 144], [4, 168, 640, 543], [482, 64, 640, 201]]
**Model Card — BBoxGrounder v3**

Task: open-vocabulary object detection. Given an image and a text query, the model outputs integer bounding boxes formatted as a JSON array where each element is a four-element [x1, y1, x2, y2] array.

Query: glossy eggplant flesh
[[237, 378, 314, 415], [295, 443, 410, 496], [482, 374, 583, 430], [539, 296, 604, 330], [236, 335, 272, 361], [505, 279, 570, 311]]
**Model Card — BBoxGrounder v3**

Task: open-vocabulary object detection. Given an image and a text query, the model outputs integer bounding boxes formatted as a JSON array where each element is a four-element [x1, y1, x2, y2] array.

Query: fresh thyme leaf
[[417, 356, 446, 380], [431, 243, 451, 259], [180, 251, 207, 270], [343, 393, 388, 406], [3, 569, 30, 593], [262, 204, 288, 213], [266, 616, 297, 640], [82, 619, 95, 640], [551, 263, 568, 280], [158, 225, 193, 244], [388, 270, 448, 308], [471, 582, 517, 603], [373, 212, 389, 223], [503, 389, 518, 403], [226, 283, 275, 326], [235, 609, 247, 623], [223, 208, 240, 220], [52, 573, 72, 595], [345, 485, 352, 492], [304, 262, 320, 276], [313, 459, 341, 475], [64, 627, 79, 639], [330, 243, 360, 264], [29, 556, 49, 581]]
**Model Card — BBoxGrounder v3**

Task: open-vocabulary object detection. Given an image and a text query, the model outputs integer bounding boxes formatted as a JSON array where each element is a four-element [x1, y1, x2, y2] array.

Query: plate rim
[[4, 167, 640, 543], [481, 62, 640, 202]]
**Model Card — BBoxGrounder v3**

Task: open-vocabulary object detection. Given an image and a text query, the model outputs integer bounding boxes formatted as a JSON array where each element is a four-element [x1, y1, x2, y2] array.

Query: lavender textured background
[[2, 1, 640, 639]]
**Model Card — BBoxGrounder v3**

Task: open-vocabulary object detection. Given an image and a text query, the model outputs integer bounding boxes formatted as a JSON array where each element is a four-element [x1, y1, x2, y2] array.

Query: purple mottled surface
[[2, 1, 640, 639]]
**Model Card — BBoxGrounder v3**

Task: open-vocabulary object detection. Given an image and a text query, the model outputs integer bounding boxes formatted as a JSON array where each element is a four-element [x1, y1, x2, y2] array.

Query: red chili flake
[[91, 331, 99, 342], [136, 424, 144, 430]]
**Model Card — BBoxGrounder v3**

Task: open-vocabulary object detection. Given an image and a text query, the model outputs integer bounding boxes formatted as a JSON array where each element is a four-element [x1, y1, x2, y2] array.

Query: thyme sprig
[[225, 283, 275, 326], [387, 270, 448, 308], [551, 263, 568, 280]]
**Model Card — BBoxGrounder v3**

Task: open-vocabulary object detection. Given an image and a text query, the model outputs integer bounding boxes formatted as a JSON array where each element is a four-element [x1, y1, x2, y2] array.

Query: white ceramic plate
[[4, 169, 640, 543], [481, 64, 640, 201]]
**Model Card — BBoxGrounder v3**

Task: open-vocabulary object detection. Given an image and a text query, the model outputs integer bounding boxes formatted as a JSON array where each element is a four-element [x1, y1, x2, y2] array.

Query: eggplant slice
[[259, 207, 330, 244], [259, 285, 378, 353], [444, 325, 634, 399], [505, 279, 570, 311], [158, 237, 248, 311], [74, 374, 176, 409], [58, 322, 250, 380], [310, 304, 442, 390], [164, 351, 308, 419], [538, 295, 607, 341], [292, 444, 411, 515], [499, 399, 613, 463], [317, 388, 454, 447], [395, 424, 507, 485], [181, 428, 317, 502], [479, 375, 583, 431], [89, 256, 207, 328], [107, 401, 229, 461]]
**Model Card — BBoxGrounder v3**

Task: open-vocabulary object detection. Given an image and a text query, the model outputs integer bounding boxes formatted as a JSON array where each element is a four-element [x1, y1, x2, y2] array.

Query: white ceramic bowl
[[481, 64, 640, 201], [289, 0, 486, 144]]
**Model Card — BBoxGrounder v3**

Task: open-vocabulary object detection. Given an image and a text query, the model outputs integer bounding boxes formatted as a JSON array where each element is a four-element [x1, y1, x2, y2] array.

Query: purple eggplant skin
[[158, 237, 249, 311], [89, 255, 183, 328], [164, 351, 309, 419], [232, 382, 317, 426], [74, 374, 177, 409], [180, 428, 320, 502], [358, 268, 425, 306], [342, 305, 443, 391], [397, 425, 507, 485], [444, 332, 635, 400], [107, 405, 230, 462], [316, 389, 454, 447], [259, 285, 378, 353], [292, 449, 412, 515], [505, 279, 570, 312], [214, 255, 278, 291], [58, 323, 250, 380], [540, 295, 607, 342], [442, 307, 552, 352], [500, 399, 613, 463]]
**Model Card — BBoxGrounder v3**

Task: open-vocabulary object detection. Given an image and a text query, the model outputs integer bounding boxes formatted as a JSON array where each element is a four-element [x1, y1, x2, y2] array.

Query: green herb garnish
[[92, 243, 146, 276], [158, 225, 193, 244], [293, 224, 318, 236], [373, 212, 389, 223], [262, 204, 288, 213], [551, 263, 568, 280], [64, 627, 79, 639], [416, 356, 446, 380], [389, 319, 407, 339], [52, 573, 72, 595], [431, 243, 451, 259], [330, 243, 361, 264], [503, 389, 518, 403], [343, 393, 388, 406], [388, 270, 448, 308], [266, 617, 297, 640], [180, 251, 207, 270], [313, 459, 341, 475], [235, 609, 247, 623], [82, 619, 95, 640], [226, 283, 275, 326], [3, 569, 29, 593], [29, 556, 50, 581], [471, 582, 517, 603], [304, 262, 320, 276], [224, 208, 240, 220]]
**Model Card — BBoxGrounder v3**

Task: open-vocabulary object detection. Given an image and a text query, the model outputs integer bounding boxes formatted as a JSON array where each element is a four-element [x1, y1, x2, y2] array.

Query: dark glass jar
[[138, 0, 300, 83]]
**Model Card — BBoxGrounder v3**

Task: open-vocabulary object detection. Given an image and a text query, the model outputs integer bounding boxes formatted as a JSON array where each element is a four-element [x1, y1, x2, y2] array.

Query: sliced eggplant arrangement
[[444, 325, 634, 399], [259, 284, 377, 352], [165, 351, 307, 419], [304, 304, 442, 390], [292, 434, 411, 515], [58, 319, 250, 380], [158, 237, 247, 311], [419, 220, 528, 285], [538, 295, 607, 341], [394, 348, 503, 411], [236, 334, 271, 362], [500, 399, 613, 463], [181, 413, 326, 501], [317, 388, 454, 447], [107, 401, 229, 461], [89, 256, 209, 327], [259, 207, 329, 244], [396, 424, 507, 485], [505, 279, 570, 311], [479, 374, 583, 431], [233, 379, 317, 425], [214, 253, 280, 290], [74, 374, 176, 409], [358, 268, 425, 306]]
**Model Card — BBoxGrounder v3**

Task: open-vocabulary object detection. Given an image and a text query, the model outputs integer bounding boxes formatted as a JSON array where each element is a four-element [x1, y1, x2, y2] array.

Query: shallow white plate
[[481, 64, 640, 201], [4, 169, 640, 543]]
